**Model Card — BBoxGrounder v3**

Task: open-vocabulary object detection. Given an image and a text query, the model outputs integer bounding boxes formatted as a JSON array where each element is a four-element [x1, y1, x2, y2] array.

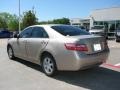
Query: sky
[[0, 0, 120, 21]]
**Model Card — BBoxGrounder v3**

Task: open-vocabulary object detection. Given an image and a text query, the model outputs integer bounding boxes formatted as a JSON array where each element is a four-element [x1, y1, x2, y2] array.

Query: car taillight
[[65, 43, 88, 51]]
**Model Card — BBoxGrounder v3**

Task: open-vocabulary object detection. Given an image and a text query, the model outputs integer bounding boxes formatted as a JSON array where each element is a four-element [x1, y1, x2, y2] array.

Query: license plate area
[[93, 44, 101, 51]]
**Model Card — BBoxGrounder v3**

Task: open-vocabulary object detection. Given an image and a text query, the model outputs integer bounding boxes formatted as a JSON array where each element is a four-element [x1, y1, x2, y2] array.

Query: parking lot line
[[102, 63, 120, 69], [115, 63, 120, 66], [109, 45, 120, 48]]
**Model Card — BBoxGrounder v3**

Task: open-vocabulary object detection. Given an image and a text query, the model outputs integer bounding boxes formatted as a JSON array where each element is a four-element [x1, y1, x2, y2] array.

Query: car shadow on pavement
[[54, 68, 120, 90], [13, 58, 43, 71], [13, 58, 120, 90]]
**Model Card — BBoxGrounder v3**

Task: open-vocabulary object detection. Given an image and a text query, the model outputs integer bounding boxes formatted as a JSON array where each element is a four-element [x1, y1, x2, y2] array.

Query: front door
[[14, 27, 33, 59]]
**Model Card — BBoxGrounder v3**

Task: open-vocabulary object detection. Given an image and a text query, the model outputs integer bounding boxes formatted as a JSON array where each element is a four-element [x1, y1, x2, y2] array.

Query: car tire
[[41, 54, 57, 76], [116, 38, 119, 42], [7, 46, 15, 60]]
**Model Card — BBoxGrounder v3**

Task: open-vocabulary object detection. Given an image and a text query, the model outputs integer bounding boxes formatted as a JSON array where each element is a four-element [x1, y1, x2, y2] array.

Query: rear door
[[26, 26, 49, 63]]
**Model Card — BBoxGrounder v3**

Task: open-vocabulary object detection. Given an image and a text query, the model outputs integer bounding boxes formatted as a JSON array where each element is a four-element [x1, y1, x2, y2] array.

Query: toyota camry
[[7, 25, 109, 76]]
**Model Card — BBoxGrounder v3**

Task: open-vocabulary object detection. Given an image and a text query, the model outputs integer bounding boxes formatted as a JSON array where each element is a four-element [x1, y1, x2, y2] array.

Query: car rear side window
[[51, 25, 90, 36], [31, 27, 49, 38]]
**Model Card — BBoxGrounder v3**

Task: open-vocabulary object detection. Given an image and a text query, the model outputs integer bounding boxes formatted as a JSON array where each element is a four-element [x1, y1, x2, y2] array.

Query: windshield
[[51, 25, 90, 36], [91, 26, 104, 30]]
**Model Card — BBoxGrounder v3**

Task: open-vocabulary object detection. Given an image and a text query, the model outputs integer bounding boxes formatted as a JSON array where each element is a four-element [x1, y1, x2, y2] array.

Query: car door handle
[[41, 41, 46, 44]]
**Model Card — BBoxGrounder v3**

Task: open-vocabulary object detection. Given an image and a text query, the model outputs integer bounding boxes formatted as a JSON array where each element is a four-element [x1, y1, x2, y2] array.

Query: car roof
[[22, 24, 68, 38], [28, 24, 70, 28]]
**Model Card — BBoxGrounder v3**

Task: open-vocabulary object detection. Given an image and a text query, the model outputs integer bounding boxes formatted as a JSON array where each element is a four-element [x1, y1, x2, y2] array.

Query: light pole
[[19, 0, 21, 33]]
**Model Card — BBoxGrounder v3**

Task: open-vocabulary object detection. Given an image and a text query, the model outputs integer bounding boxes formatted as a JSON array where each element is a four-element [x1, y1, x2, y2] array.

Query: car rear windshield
[[51, 25, 90, 36]]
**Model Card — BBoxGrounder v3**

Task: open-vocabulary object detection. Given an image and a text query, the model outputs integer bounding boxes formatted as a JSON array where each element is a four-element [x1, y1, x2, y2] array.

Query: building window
[[98, 21, 103, 25], [116, 20, 120, 29], [93, 21, 104, 25], [93, 21, 97, 25]]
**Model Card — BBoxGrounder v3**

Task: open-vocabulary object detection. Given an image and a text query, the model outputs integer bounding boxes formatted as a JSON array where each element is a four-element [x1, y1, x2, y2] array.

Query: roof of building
[[90, 6, 120, 21]]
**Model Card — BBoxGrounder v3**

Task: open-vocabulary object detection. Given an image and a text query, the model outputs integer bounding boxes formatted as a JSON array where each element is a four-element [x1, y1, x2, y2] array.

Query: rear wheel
[[7, 46, 15, 59], [41, 54, 57, 76]]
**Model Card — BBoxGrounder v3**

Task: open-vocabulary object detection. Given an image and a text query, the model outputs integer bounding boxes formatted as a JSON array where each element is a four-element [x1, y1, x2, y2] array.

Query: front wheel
[[7, 46, 15, 60], [41, 54, 57, 76]]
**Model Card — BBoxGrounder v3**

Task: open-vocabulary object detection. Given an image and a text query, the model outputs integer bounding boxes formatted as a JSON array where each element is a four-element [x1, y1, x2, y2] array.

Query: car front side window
[[19, 27, 33, 38]]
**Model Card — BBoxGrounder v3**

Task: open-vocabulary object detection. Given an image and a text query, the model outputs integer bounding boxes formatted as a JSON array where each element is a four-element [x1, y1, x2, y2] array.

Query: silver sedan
[[7, 25, 109, 76]]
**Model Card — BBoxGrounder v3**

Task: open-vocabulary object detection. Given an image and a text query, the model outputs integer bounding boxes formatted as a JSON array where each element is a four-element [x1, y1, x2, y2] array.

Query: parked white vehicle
[[89, 25, 107, 38], [115, 28, 120, 42]]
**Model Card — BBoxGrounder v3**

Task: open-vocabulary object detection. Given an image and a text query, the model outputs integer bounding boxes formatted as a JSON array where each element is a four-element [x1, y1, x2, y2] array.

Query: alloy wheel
[[43, 57, 54, 75], [7, 46, 15, 59]]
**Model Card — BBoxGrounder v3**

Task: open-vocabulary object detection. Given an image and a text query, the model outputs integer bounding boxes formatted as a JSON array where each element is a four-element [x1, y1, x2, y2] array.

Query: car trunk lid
[[70, 35, 107, 54]]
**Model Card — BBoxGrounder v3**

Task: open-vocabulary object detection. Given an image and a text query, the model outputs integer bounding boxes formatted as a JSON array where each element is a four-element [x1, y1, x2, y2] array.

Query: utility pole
[[19, 0, 21, 33]]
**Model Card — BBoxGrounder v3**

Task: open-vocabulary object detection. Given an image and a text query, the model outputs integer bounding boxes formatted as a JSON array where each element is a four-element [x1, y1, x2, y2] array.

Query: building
[[70, 18, 90, 30], [70, 7, 120, 38]]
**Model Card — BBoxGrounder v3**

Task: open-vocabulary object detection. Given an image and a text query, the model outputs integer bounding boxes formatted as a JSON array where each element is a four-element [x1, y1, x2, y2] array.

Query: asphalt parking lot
[[0, 39, 120, 90]]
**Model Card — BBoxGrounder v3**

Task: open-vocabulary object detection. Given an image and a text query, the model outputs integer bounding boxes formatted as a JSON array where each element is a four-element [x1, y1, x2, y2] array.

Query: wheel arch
[[7, 43, 12, 50], [40, 51, 58, 69]]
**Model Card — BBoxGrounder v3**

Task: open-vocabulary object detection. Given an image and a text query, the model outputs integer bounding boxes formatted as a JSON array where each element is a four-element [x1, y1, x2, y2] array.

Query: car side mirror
[[13, 33, 19, 38]]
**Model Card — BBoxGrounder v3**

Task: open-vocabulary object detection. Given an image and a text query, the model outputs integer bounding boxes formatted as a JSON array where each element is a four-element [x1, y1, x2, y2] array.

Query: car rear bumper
[[75, 49, 109, 70], [57, 49, 109, 71]]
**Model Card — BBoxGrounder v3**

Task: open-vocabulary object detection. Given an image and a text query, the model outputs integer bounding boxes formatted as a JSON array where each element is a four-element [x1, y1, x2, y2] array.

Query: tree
[[39, 18, 70, 25], [7, 14, 19, 31], [0, 17, 7, 29], [53, 18, 70, 24], [8, 19, 19, 31], [0, 12, 14, 24], [0, 13, 19, 30], [22, 10, 38, 28]]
